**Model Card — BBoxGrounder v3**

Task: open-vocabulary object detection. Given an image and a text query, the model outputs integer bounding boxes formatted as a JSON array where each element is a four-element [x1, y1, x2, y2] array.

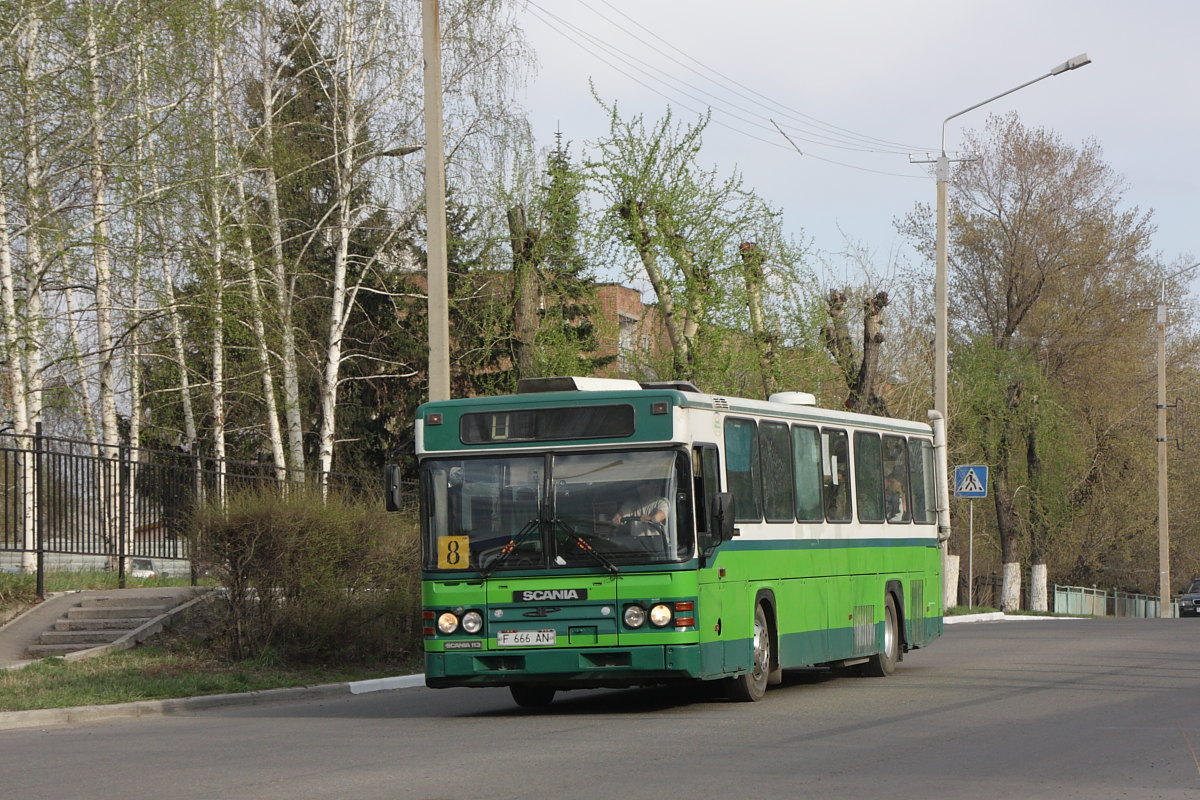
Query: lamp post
[[1147, 262, 1200, 617], [916, 53, 1092, 420]]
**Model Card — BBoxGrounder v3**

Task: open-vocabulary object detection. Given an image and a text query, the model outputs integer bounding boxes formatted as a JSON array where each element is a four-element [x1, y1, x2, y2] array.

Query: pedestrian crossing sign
[[954, 465, 988, 498]]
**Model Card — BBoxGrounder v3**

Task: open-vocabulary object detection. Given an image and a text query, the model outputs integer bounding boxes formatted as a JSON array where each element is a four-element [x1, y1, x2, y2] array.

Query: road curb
[[0, 673, 427, 731], [944, 612, 1088, 624]]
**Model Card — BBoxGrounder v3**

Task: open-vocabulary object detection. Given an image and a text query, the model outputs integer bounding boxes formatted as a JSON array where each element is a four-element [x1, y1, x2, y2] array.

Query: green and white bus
[[389, 376, 949, 706]]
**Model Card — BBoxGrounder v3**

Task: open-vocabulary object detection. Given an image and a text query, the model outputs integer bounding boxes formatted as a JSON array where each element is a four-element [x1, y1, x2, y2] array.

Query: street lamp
[[917, 53, 1092, 420]]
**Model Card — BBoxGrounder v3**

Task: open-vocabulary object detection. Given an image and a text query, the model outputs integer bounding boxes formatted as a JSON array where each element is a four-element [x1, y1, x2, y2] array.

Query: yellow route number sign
[[437, 535, 470, 569]]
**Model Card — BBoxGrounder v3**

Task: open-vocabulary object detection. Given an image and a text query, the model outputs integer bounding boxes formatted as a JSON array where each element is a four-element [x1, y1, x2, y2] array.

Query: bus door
[[694, 444, 731, 678]]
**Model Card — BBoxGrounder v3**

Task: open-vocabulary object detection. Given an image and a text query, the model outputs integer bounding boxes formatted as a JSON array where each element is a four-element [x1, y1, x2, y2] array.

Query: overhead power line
[[524, 1, 930, 180], [592, 0, 934, 153]]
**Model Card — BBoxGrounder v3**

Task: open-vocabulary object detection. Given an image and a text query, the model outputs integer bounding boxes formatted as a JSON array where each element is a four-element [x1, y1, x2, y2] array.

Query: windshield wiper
[[480, 517, 540, 578], [555, 519, 618, 574]]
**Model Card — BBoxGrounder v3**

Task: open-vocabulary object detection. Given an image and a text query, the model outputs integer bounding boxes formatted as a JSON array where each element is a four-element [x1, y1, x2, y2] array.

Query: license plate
[[497, 629, 556, 647]]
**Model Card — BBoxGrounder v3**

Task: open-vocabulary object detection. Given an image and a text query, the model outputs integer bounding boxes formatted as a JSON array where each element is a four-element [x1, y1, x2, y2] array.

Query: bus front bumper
[[425, 643, 703, 688]]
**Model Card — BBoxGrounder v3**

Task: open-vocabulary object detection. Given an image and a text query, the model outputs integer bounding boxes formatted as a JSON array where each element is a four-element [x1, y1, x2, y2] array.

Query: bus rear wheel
[[726, 604, 771, 702], [510, 685, 556, 708], [863, 594, 899, 677]]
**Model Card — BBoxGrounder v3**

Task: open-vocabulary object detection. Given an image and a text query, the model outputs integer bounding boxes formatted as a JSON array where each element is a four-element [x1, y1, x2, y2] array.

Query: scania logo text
[[513, 588, 588, 602]]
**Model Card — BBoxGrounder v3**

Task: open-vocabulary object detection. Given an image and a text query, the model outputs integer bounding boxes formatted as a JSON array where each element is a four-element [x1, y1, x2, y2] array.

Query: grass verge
[[0, 645, 420, 712], [946, 605, 999, 615]]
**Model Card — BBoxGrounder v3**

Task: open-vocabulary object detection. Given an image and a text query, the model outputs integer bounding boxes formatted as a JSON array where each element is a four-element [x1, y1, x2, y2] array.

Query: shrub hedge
[[191, 487, 421, 665]]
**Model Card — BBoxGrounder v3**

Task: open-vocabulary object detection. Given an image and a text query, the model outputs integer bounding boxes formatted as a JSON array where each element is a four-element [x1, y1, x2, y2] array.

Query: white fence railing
[[1053, 585, 1176, 618]]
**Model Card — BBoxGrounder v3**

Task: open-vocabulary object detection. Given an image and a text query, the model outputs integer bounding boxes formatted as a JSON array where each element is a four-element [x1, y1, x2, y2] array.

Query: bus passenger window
[[883, 435, 912, 523], [725, 418, 762, 522], [821, 429, 852, 522], [792, 425, 824, 521], [854, 431, 884, 523], [908, 439, 937, 524], [760, 422, 794, 523]]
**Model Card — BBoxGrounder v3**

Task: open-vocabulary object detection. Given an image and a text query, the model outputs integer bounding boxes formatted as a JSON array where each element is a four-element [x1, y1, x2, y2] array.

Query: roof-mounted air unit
[[769, 391, 817, 406], [517, 376, 644, 393]]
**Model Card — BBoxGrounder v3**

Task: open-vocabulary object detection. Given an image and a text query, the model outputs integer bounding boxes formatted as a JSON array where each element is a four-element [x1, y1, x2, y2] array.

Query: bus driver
[[613, 481, 668, 525]]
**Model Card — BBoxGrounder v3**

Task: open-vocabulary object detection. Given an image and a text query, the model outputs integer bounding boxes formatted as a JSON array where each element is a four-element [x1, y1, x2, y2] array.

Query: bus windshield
[[421, 450, 690, 572]]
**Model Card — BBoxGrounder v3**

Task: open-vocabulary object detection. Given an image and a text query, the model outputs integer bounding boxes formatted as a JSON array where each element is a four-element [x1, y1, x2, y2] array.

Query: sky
[[516, 0, 1200, 293]]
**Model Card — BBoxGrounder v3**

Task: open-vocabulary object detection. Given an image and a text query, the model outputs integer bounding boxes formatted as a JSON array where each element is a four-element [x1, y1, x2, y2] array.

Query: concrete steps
[[24, 594, 183, 660]]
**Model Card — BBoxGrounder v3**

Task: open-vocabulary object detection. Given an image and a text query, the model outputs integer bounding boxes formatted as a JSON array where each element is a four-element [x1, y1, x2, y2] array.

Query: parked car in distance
[[130, 558, 168, 579], [1179, 578, 1200, 618]]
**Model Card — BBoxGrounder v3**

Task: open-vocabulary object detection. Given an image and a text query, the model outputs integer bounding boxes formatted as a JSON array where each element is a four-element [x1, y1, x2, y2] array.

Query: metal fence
[[0, 425, 415, 588], [1053, 585, 1174, 618]]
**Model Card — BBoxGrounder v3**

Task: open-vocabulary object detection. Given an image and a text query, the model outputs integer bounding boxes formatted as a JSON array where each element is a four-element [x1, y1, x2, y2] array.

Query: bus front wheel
[[863, 594, 899, 677], [726, 604, 771, 702], [510, 685, 556, 708]]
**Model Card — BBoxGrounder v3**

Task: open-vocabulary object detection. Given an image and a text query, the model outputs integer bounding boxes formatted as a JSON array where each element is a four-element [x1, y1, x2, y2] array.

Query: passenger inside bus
[[885, 477, 906, 522]]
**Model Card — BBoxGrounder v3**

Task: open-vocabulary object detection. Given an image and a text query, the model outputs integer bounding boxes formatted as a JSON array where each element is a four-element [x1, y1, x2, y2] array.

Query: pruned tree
[[592, 100, 811, 393], [822, 288, 891, 415]]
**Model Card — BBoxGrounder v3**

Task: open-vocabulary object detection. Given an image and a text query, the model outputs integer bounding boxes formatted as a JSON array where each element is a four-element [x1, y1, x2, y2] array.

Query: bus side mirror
[[384, 464, 405, 512], [712, 492, 735, 542]]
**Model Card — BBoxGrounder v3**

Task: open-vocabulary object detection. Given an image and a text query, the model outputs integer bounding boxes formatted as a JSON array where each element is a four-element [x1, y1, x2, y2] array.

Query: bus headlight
[[437, 612, 459, 634], [461, 610, 483, 634], [649, 603, 673, 627], [623, 604, 646, 628]]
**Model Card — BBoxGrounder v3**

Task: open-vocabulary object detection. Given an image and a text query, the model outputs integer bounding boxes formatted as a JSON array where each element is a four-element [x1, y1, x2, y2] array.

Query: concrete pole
[[934, 155, 949, 420], [1157, 304, 1169, 617], [422, 0, 450, 402]]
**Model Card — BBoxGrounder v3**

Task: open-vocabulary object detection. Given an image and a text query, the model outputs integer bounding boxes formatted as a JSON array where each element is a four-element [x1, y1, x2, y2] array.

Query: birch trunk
[[207, 0, 227, 503], [235, 172, 288, 483], [151, 170, 198, 454], [256, 11, 306, 481], [17, 3, 47, 572], [316, 0, 384, 490], [62, 287, 101, 443], [84, 0, 123, 567], [0, 183, 34, 573], [125, 11, 148, 567], [318, 3, 360, 491]]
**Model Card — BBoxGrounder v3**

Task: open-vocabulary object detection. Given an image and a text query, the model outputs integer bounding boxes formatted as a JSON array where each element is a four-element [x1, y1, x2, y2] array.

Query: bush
[[190, 487, 421, 665]]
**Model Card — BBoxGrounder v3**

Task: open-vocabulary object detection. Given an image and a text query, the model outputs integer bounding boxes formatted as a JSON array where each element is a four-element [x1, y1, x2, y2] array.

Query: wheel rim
[[753, 615, 769, 679], [883, 603, 896, 659]]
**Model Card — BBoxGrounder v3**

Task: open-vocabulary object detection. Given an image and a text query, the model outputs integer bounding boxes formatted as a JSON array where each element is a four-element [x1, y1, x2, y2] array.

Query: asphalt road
[[2, 618, 1199, 800]]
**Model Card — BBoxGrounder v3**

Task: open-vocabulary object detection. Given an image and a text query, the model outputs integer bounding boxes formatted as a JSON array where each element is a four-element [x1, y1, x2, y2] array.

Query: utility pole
[[908, 150, 974, 420], [422, 0, 450, 402], [1144, 262, 1199, 617], [1156, 297, 1169, 618]]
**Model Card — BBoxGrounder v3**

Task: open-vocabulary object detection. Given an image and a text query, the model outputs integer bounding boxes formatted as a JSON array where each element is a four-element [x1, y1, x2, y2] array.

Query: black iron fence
[[0, 424, 413, 591]]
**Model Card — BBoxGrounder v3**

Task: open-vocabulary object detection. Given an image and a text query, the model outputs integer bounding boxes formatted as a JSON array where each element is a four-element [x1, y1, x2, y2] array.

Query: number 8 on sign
[[438, 535, 470, 569]]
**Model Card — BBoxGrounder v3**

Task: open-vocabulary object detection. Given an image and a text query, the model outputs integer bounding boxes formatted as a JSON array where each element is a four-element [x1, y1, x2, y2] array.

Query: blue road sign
[[954, 465, 989, 498]]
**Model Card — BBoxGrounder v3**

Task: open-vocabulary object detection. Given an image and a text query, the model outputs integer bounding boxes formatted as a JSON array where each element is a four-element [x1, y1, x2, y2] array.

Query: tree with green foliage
[[591, 99, 814, 395], [905, 113, 1157, 609], [507, 134, 612, 382]]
